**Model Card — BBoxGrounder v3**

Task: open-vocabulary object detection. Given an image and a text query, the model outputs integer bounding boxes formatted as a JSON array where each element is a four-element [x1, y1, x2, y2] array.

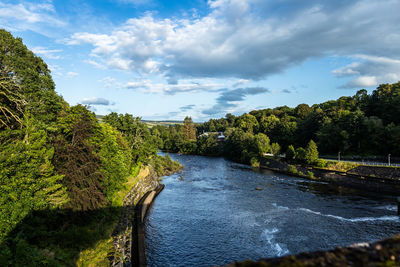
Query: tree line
[[152, 82, 400, 165]]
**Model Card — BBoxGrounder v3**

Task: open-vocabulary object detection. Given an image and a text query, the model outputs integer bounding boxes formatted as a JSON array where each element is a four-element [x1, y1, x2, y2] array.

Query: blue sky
[[1, 0, 400, 121]]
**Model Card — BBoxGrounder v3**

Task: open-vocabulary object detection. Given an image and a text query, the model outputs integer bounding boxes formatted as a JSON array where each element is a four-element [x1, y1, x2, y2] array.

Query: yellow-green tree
[[305, 140, 319, 164], [183, 116, 196, 141]]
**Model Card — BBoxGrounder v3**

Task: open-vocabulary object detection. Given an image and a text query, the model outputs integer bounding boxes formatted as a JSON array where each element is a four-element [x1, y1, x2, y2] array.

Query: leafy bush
[[271, 142, 281, 156], [250, 157, 260, 167], [324, 161, 359, 172], [287, 164, 298, 174], [295, 147, 306, 162], [314, 159, 327, 168]]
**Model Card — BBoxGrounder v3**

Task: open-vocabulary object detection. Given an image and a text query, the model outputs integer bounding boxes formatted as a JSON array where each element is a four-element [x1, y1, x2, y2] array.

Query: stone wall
[[225, 234, 400, 266], [348, 165, 400, 180], [260, 158, 400, 195], [109, 169, 160, 267]]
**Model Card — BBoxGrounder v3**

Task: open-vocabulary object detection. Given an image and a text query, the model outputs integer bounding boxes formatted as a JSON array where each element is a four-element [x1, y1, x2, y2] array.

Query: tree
[[271, 142, 281, 156], [286, 145, 296, 160], [294, 104, 312, 120], [0, 118, 68, 240], [103, 113, 157, 164], [254, 133, 270, 156], [235, 113, 259, 133], [0, 29, 65, 126], [296, 147, 306, 162], [0, 73, 26, 129], [305, 140, 319, 164], [183, 116, 196, 141], [53, 105, 107, 211]]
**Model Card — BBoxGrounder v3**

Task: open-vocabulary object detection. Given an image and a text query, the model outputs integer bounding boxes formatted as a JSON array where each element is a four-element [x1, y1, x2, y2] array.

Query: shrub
[[295, 147, 306, 162], [271, 142, 281, 156], [250, 157, 260, 167], [314, 159, 327, 168], [288, 164, 298, 174]]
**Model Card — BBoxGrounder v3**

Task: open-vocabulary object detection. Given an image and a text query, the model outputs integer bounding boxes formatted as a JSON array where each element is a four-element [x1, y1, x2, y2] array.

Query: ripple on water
[[261, 228, 290, 257], [146, 154, 400, 267]]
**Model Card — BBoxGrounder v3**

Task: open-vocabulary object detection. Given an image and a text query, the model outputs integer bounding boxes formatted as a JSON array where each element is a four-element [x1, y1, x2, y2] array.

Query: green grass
[[76, 237, 113, 267], [316, 160, 360, 172], [76, 164, 147, 266]]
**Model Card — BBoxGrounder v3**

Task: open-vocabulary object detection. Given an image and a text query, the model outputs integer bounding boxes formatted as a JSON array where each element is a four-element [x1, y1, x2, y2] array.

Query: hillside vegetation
[[0, 29, 180, 266]]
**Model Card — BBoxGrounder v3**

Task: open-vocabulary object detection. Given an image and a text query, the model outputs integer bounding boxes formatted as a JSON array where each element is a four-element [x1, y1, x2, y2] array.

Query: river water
[[145, 154, 400, 266]]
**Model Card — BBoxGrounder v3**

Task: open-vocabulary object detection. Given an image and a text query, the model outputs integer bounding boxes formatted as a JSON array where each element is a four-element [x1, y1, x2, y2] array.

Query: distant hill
[[142, 120, 183, 127]]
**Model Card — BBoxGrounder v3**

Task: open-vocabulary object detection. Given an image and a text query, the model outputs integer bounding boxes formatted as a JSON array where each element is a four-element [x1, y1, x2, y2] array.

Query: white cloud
[[32, 46, 62, 59], [66, 0, 400, 83], [84, 59, 105, 69], [67, 71, 79, 77], [99, 77, 120, 88], [0, 1, 65, 33], [334, 55, 400, 88], [341, 76, 378, 89]]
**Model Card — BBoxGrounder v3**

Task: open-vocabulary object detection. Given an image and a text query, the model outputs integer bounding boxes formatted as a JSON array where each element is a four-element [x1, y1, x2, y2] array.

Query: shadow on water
[[0, 205, 131, 267]]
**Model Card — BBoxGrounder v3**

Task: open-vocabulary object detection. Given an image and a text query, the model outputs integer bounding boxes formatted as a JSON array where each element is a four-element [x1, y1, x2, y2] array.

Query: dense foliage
[[153, 82, 400, 165], [0, 30, 180, 265]]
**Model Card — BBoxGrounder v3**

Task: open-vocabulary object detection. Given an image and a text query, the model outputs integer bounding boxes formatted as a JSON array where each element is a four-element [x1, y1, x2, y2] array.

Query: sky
[[1, 0, 400, 121]]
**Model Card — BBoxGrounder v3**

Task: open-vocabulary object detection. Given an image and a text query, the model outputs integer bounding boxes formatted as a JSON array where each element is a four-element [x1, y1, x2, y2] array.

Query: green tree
[[183, 116, 196, 141], [294, 104, 312, 120], [271, 142, 281, 156], [94, 123, 131, 202], [103, 113, 157, 164], [235, 113, 259, 133], [254, 133, 270, 156], [0, 118, 67, 240], [0, 29, 65, 126], [0, 73, 26, 129], [296, 147, 306, 162], [286, 145, 296, 160], [305, 140, 319, 164]]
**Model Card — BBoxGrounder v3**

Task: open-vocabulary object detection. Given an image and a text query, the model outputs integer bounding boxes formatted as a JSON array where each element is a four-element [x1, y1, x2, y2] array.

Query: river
[[145, 154, 400, 266]]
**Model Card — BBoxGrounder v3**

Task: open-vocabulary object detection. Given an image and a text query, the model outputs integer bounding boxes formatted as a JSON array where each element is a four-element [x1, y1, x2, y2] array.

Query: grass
[[323, 160, 360, 172], [76, 164, 148, 266], [76, 237, 113, 267], [112, 163, 145, 206]]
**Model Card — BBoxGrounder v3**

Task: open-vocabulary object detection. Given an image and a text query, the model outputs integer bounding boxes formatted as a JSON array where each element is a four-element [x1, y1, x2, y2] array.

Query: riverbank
[[108, 159, 182, 266], [260, 157, 400, 195], [108, 167, 161, 267], [133, 184, 165, 267]]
